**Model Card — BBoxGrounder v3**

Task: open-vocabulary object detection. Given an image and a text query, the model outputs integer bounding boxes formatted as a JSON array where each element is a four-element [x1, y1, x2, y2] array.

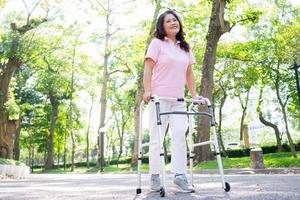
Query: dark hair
[[154, 10, 190, 52]]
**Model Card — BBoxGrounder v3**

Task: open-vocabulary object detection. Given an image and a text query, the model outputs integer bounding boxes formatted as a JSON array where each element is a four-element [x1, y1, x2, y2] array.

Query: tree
[[85, 95, 94, 168], [76, 52, 99, 169], [254, 0, 299, 157], [195, 0, 261, 161], [132, 0, 162, 165], [273, 62, 297, 157], [232, 65, 258, 145], [109, 80, 135, 166], [195, 0, 231, 162], [69, 45, 76, 172], [36, 54, 70, 169], [257, 85, 283, 152], [88, 0, 135, 171], [12, 64, 35, 160], [216, 0, 298, 154], [213, 74, 230, 155], [0, 0, 54, 159]]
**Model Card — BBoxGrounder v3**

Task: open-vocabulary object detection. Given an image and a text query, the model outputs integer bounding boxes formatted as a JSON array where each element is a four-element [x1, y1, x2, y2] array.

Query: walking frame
[[136, 95, 230, 197]]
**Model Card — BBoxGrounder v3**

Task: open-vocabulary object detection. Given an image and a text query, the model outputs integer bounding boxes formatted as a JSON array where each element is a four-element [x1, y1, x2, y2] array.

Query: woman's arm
[[143, 58, 155, 102], [186, 64, 197, 99]]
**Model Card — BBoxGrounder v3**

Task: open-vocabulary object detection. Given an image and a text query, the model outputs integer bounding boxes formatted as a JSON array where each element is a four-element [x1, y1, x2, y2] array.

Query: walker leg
[[212, 127, 230, 192], [154, 97, 167, 197], [188, 113, 194, 186], [136, 101, 144, 194], [159, 127, 167, 197], [137, 158, 142, 194]]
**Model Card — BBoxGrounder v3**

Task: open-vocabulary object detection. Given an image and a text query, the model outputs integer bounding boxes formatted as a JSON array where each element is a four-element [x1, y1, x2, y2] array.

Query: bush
[[223, 141, 300, 158], [0, 158, 25, 166], [261, 145, 279, 154], [222, 148, 250, 158], [32, 141, 300, 169], [296, 142, 300, 151]]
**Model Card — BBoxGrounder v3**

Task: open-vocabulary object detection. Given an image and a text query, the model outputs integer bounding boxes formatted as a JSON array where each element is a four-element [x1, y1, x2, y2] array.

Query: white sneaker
[[150, 174, 160, 192], [173, 174, 195, 193]]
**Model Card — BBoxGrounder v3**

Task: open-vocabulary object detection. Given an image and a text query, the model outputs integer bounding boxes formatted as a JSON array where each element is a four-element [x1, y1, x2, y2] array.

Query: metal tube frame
[[137, 96, 228, 196]]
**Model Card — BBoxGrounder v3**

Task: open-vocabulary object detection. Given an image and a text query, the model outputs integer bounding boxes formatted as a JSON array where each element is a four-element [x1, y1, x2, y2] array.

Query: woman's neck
[[167, 35, 177, 44]]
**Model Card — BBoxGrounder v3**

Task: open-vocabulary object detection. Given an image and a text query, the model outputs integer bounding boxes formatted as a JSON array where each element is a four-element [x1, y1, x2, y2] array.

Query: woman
[[143, 9, 198, 193]]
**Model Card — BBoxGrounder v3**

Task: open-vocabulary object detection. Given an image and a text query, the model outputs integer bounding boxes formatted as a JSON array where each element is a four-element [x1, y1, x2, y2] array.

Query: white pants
[[148, 100, 188, 174]]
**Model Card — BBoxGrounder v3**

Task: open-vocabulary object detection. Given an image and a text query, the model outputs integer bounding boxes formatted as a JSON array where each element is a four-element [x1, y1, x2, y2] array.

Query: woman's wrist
[[191, 92, 197, 99]]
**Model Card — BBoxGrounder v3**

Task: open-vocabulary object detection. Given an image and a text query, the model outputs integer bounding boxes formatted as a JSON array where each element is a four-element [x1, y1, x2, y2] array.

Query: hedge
[[222, 142, 300, 158], [32, 141, 300, 168]]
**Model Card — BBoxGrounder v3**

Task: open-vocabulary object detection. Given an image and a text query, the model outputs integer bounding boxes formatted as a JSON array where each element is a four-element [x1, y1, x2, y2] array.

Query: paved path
[[0, 173, 300, 200]]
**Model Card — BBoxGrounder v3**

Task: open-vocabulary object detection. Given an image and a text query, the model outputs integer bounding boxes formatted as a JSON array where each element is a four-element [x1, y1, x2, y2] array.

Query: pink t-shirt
[[145, 38, 196, 98]]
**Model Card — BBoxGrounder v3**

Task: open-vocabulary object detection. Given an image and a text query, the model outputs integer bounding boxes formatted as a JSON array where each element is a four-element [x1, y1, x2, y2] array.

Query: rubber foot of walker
[[136, 188, 142, 194], [224, 182, 230, 192], [160, 187, 165, 197]]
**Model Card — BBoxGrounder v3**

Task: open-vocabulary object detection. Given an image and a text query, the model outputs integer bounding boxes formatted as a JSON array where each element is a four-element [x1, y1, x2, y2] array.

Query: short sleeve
[[145, 39, 160, 63], [188, 50, 196, 66]]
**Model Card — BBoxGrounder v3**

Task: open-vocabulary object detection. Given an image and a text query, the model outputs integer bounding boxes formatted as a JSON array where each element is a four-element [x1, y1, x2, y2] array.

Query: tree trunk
[[97, 13, 110, 171], [63, 127, 67, 170], [132, 0, 162, 165], [70, 128, 75, 171], [45, 94, 58, 169], [13, 119, 21, 160], [118, 119, 128, 166], [132, 85, 143, 166], [114, 105, 129, 168], [31, 147, 34, 173], [257, 85, 283, 152], [195, 0, 230, 162], [28, 146, 32, 172], [0, 116, 19, 159], [0, 58, 20, 159], [242, 124, 250, 148], [274, 65, 297, 158], [97, 73, 108, 171], [57, 141, 60, 167], [216, 87, 227, 156], [114, 111, 122, 167], [258, 113, 283, 152], [282, 108, 297, 157], [86, 97, 94, 169], [238, 89, 250, 145], [69, 46, 76, 172]]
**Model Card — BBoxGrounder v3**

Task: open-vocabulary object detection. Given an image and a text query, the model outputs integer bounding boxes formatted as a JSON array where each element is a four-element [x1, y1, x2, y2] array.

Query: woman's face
[[163, 13, 180, 38]]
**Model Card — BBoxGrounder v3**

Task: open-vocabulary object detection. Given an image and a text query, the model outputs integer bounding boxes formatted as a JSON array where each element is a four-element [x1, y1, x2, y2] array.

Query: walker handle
[[150, 95, 211, 106]]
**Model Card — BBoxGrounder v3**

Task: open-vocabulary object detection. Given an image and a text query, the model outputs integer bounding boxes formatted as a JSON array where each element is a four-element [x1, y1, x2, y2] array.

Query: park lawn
[[33, 163, 150, 174], [195, 151, 300, 169], [0, 158, 25, 166], [264, 151, 300, 168], [32, 151, 300, 173]]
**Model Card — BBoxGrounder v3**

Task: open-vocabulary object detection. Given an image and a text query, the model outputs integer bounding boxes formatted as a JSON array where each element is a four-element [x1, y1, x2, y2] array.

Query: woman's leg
[[169, 102, 195, 192], [148, 100, 170, 174], [169, 102, 188, 174]]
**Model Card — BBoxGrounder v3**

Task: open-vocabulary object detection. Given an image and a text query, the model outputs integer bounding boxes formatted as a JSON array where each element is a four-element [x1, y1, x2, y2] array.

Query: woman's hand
[[193, 96, 206, 106], [143, 91, 151, 103]]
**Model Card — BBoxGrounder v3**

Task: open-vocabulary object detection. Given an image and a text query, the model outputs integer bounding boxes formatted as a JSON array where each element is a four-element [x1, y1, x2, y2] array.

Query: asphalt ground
[[0, 173, 300, 200]]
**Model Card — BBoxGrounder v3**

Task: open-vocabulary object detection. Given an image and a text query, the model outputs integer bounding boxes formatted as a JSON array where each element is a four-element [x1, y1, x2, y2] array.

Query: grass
[[263, 152, 300, 168], [0, 158, 25, 166], [32, 163, 150, 174], [195, 151, 300, 170], [10, 151, 300, 174]]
